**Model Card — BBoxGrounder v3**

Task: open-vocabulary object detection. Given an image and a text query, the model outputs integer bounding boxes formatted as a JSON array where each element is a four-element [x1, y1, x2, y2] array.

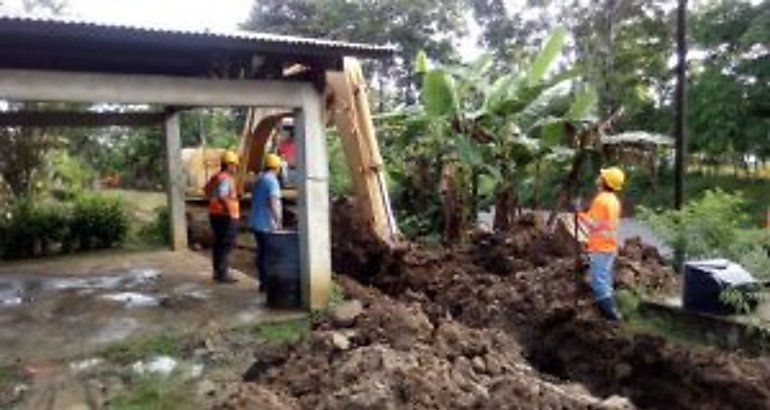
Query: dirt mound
[[222, 199, 770, 409], [220, 277, 623, 409], [326, 199, 770, 410], [616, 237, 679, 294]]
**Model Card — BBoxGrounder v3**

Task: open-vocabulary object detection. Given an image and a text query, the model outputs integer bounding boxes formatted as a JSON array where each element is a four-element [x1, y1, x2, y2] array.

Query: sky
[[2, 0, 763, 33], [2, 0, 254, 30]]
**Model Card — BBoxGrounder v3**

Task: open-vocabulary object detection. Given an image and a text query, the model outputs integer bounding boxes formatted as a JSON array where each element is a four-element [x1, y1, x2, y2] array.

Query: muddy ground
[[217, 199, 770, 410]]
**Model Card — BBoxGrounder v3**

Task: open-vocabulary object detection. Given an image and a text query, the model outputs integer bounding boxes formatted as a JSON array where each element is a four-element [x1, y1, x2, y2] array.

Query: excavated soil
[[219, 199, 770, 409]]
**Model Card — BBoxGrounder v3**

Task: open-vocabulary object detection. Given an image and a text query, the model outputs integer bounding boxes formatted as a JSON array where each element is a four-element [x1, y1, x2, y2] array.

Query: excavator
[[182, 58, 398, 246]]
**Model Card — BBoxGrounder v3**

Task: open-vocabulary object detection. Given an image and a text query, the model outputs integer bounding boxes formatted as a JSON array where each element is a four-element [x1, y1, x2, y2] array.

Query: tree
[[241, 0, 466, 106], [466, 0, 557, 65], [567, 0, 674, 131], [0, 0, 70, 198], [0, 121, 62, 197], [689, 0, 770, 170]]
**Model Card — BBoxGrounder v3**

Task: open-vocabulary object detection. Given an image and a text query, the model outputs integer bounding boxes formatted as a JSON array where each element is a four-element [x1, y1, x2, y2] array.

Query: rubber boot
[[596, 297, 622, 321]]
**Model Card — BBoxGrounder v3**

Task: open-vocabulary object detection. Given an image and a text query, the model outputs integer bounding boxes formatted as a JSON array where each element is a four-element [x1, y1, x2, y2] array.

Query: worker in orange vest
[[578, 167, 625, 320], [204, 151, 241, 283]]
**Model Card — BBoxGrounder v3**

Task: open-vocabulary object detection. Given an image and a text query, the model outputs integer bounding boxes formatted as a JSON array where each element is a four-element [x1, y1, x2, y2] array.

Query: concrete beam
[[163, 110, 188, 251], [0, 111, 166, 127], [0, 69, 304, 107], [296, 86, 331, 310]]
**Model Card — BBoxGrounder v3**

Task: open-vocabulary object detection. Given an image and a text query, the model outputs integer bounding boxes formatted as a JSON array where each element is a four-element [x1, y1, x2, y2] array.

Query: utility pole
[[674, 0, 688, 271], [675, 0, 687, 210]]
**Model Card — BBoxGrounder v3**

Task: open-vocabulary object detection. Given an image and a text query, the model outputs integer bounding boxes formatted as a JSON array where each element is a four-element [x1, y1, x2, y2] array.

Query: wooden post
[[296, 86, 332, 310], [164, 110, 188, 251]]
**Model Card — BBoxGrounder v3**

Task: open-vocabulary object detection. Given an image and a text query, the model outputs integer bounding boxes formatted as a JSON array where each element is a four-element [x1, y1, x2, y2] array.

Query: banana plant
[[418, 27, 600, 231], [383, 27, 599, 238]]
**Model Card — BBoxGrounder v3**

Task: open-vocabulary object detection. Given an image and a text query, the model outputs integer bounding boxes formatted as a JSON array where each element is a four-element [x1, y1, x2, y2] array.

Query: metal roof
[[0, 14, 395, 79]]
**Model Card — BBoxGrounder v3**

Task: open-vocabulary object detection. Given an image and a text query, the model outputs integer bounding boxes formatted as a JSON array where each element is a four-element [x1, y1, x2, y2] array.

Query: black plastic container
[[682, 259, 759, 315], [263, 231, 301, 309]]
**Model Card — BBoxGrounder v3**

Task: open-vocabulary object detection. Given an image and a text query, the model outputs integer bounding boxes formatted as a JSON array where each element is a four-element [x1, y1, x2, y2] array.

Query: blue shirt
[[249, 172, 281, 232]]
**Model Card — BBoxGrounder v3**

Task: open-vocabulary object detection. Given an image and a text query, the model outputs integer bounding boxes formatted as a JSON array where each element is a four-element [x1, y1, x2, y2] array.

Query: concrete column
[[296, 86, 332, 310], [163, 110, 188, 251]]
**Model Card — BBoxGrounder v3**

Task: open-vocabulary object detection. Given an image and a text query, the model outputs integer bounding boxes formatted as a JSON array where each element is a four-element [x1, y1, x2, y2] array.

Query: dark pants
[[253, 231, 269, 288], [210, 215, 237, 280]]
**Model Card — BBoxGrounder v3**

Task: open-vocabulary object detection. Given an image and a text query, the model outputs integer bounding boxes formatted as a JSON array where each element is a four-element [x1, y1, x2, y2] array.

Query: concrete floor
[[0, 250, 302, 365]]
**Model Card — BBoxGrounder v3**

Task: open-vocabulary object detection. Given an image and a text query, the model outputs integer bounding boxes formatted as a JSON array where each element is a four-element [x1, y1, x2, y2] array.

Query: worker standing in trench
[[577, 167, 625, 320], [205, 151, 241, 284], [249, 153, 283, 292]]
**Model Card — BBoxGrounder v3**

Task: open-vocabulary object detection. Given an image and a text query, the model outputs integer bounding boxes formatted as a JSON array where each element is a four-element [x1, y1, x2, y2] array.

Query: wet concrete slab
[[0, 250, 304, 365]]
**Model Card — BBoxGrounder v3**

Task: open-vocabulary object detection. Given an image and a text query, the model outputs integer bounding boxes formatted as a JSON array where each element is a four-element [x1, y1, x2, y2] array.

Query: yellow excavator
[[182, 58, 398, 246]]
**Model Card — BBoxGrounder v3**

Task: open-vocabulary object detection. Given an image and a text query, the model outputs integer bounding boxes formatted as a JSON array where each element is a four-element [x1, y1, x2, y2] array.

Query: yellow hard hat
[[265, 153, 282, 169], [221, 150, 239, 166], [600, 167, 625, 191]]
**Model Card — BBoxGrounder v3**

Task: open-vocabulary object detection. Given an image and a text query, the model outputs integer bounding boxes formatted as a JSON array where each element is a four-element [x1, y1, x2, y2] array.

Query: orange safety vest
[[205, 171, 240, 219], [579, 192, 621, 253]]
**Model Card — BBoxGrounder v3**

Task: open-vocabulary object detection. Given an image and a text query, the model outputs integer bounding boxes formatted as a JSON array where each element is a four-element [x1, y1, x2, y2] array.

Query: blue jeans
[[589, 252, 616, 301]]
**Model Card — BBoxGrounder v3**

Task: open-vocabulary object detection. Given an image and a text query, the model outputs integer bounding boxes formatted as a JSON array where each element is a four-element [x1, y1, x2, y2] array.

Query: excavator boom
[[325, 58, 398, 245]]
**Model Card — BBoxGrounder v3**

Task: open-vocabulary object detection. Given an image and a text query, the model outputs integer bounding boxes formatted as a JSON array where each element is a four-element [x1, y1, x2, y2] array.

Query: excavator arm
[[324, 58, 399, 245]]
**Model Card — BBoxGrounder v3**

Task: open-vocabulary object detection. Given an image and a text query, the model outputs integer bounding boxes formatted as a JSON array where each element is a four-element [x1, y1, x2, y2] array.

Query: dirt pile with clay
[[218, 199, 770, 410]]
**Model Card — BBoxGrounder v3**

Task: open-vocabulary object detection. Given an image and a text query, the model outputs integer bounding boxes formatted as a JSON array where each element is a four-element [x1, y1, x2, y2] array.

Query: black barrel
[[683, 259, 759, 315], [263, 231, 301, 309]]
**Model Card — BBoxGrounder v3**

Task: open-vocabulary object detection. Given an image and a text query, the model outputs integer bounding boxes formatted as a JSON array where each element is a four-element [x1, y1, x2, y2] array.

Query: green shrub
[[139, 205, 170, 246], [0, 199, 70, 258], [45, 150, 95, 200], [70, 193, 128, 250], [639, 189, 770, 278]]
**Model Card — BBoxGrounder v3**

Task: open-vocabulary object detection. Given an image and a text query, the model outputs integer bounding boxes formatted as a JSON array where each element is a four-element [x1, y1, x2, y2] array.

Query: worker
[[249, 153, 283, 292], [577, 167, 625, 321], [204, 150, 241, 284], [277, 118, 296, 167], [277, 117, 297, 186]]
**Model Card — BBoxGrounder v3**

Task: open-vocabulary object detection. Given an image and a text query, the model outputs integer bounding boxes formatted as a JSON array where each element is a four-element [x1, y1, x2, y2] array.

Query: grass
[[616, 289, 708, 349], [625, 172, 770, 226], [102, 332, 183, 365], [106, 189, 166, 225], [249, 318, 311, 346], [110, 373, 200, 410], [617, 289, 770, 354], [329, 279, 345, 308], [0, 365, 24, 387]]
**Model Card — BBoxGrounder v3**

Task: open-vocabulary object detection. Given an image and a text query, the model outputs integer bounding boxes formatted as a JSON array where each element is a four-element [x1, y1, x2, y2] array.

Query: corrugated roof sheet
[[0, 13, 395, 79], [0, 13, 395, 57]]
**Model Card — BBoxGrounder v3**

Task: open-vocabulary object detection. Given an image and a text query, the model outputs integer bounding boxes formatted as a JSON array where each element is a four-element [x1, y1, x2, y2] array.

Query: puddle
[[0, 268, 163, 310], [69, 357, 103, 373], [0, 296, 24, 307], [100, 292, 161, 308], [0, 279, 27, 308], [132, 356, 178, 375], [172, 283, 211, 300], [43, 268, 161, 292]]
